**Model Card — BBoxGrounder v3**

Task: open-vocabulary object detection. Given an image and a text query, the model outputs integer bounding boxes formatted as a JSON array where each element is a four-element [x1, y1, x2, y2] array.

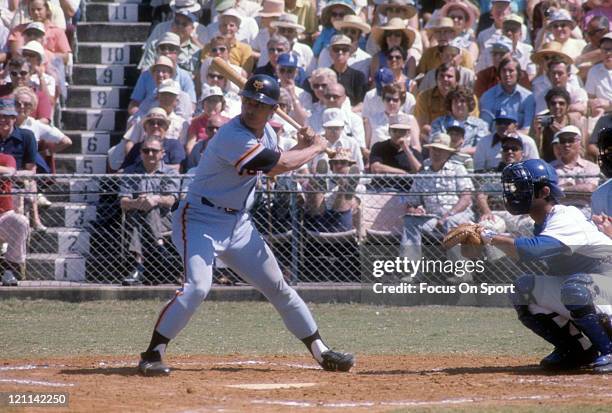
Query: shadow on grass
[[358, 364, 596, 376]]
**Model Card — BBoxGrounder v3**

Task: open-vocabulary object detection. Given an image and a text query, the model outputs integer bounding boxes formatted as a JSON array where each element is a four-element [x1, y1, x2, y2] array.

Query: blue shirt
[[430, 115, 490, 148], [592, 179, 612, 216], [479, 84, 535, 131], [130, 67, 196, 104], [187, 116, 278, 211], [0, 127, 37, 170], [121, 139, 185, 170]]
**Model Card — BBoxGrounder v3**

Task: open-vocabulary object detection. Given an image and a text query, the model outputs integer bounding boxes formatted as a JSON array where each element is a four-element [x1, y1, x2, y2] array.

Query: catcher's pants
[[154, 197, 318, 341], [400, 209, 474, 262], [525, 272, 612, 320], [0, 210, 29, 264]]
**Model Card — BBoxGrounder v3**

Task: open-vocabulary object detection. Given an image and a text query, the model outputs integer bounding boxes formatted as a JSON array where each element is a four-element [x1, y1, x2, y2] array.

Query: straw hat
[[378, 0, 417, 19], [440, 1, 479, 29], [329, 148, 356, 164], [143, 107, 170, 127], [333, 14, 371, 34], [423, 132, 456, 152], [258, 0, 284, 17], [270, 13, 306, 33], [371, 17, 416, 48], [531, 41, 573, 66], [425, 16, 459, 33], [151, 55, 176, 75]]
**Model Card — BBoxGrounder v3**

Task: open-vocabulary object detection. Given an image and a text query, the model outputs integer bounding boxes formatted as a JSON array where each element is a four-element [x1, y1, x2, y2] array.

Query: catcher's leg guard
[[561, 274, 612, 371], [511, 275, 593, 369]]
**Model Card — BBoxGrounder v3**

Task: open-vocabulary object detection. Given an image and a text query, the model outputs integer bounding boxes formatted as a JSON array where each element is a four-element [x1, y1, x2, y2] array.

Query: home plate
[[226, 383, 318, 390]]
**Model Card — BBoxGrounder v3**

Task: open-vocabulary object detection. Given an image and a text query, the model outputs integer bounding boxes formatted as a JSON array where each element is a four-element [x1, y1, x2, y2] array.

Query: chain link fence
[[0, 172, 602, 287]]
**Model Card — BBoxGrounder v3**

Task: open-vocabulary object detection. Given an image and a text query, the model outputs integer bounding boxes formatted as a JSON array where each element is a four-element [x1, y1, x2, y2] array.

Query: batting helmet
[[501, 159, 565, 215], [597, 128, 612, 178], [239, 74, 280, 106]]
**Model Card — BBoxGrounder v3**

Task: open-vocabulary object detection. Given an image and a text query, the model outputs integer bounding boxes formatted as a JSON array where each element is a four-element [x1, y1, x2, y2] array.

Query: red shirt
[[8, 23, 71, 54], [0, 153, 16, 214]]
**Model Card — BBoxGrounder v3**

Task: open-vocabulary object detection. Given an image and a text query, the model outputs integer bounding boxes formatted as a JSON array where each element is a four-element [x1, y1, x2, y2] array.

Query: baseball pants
[[0, 210, 29, 264], [154, 197, 319, 341]]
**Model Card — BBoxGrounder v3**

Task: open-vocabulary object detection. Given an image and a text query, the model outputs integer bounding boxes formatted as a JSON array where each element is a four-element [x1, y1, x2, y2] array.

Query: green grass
[[0, 299, 550, 359]]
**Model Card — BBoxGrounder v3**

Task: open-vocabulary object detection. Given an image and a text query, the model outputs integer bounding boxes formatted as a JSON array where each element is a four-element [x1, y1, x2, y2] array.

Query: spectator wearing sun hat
[[417, 17, 474, 76], [477, 0, 528, 52], [317, 14, 371, 79], [262, 14, 315, 76], [368, 16, 417, 79], [202, 8, 255, 73], [550, 125, 600, 212], [439, 0, 480, 61], [312, 0, 356, 57], [206, 0, 260, 46], [285, 0, 318, 37], [251, 0, 285, 65], [327, 34, 367, 108], [544, 8, 587, 61], [145, 0, 210, 54]]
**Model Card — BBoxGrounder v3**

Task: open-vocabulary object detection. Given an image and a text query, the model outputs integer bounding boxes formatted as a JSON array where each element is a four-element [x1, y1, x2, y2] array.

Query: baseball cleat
[[540, 346, 598, 371], [319, 350, 355, 372], [138, 351, 170, 376], [593, 354, 612, 373]]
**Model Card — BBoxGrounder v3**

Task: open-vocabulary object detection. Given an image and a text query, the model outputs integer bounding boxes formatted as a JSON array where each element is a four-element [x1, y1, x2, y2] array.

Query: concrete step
[[72, 64, 140, 86], [66, 86, 132, 109], [30, 227, 90, 255], [85, 3, 152, 23], [77, 22, 150, 42], [55, 154, 108, 174], [77, 42, 143, 65], [39, 202, 98, 228], [65, 131, 122, 155], [27, 253, 86, 281], [45, 179, 101, 203], [60, 108, 127, 131]]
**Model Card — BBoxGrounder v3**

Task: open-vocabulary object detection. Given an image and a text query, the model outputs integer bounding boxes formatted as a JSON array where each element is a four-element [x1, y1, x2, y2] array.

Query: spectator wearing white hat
[[20, 41, 55, 103], [202, 8, 255, 73], [10, 20, 70, 65], [187, 86, 232, 156], [206, 0, 259, 46], [550, 125, 600, 214], [317, 14, 371, 80], [369, 112, 422, 178], [133, 74, 194, 124], [261, 14, 314, 75], [251, 0, 284, 64], [310, 107, 364, 172], [125, 80, 190, 157], [144, 0, 209, 57]]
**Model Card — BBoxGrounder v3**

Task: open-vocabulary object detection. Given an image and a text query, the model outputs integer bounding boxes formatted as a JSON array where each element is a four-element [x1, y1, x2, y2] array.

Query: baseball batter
[[450, 159, 612, 372], [137, 74, 355, 376]]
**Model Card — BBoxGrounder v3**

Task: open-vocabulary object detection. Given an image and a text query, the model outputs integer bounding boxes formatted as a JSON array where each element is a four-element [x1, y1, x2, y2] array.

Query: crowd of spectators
[[2, 0, 612, 285]]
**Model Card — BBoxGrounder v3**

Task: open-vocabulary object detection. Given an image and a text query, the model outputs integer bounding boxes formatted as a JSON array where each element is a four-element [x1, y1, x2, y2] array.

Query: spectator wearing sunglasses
[[119, 135, 181, 286], [317, 15, 371, 80], [197, 36, 246, 97], [133, 34, 197, 115], [185, 114, 229, 170], [543, 9, 587, 61], [201, 9, 255, 73], [121, 108, 186, 172], [312, 0, 356, 58], [326, 34, 367, 110], [0, 57, 53, 124], [258, 13, 315, 76], [575, 15, 609, 79]]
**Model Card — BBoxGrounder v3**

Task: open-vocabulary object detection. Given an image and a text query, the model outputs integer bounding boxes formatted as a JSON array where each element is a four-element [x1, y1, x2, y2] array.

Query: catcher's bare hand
[[442, 223, 484, 250]]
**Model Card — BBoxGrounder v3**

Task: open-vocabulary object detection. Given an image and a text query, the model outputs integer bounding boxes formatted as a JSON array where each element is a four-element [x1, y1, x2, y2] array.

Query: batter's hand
[[297, 127, 316, 146]]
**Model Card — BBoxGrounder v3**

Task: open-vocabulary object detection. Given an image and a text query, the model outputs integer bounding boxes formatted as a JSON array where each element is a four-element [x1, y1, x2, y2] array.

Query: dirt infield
[[2, 354, 612, 412]]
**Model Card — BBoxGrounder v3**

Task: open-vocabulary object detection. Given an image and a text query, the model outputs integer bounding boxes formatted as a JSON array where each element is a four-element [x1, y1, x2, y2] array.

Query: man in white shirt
[[586, 32, 612, 118], [532, 57, 587, 115]]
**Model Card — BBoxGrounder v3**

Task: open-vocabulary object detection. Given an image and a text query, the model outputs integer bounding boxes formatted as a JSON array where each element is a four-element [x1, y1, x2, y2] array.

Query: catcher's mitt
[[442, 223, 484, 249]]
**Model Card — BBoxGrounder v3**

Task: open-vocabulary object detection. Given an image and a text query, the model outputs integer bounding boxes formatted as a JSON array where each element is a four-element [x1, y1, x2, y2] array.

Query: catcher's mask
[[501, 159, 565, 215], [598, 127, 612, 178]]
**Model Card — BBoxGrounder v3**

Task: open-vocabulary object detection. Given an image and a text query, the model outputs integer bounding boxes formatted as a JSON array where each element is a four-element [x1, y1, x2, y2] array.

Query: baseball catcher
[[459, 159, 612, 372]]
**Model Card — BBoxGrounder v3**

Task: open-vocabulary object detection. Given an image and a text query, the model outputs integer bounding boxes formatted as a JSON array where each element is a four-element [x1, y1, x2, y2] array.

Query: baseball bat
[[211, 57, 336, 158]]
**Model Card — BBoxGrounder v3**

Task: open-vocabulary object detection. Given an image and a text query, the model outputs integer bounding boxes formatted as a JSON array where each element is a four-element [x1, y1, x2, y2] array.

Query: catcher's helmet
[[597, 128, 612, 178], [239, 74, 280, 106], [501, 159, 565, 215]]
